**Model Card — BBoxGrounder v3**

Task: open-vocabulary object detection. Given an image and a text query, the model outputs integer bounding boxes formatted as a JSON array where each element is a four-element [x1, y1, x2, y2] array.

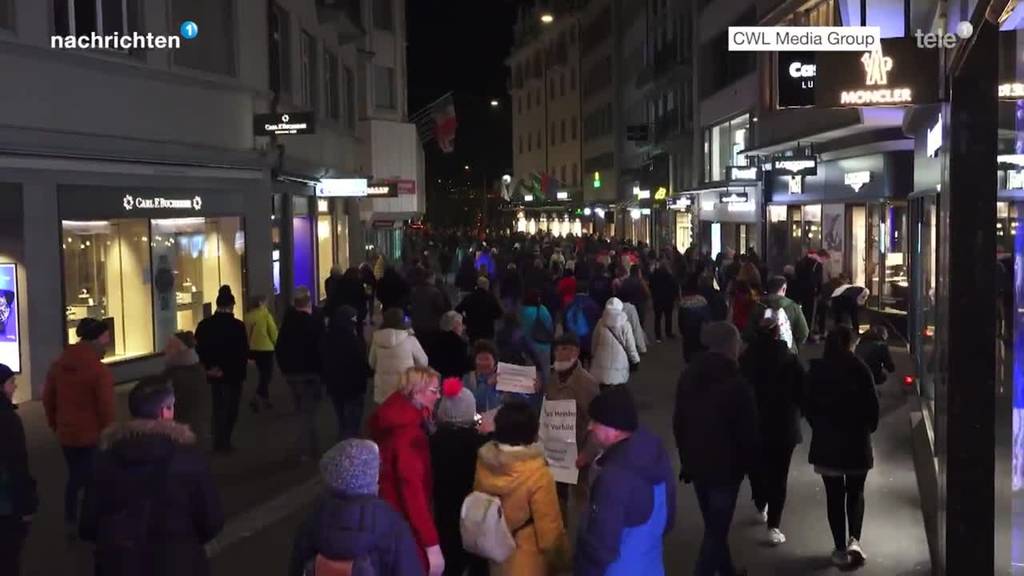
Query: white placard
[[540, 399, 579, 485], [496, 363, 537, 394]]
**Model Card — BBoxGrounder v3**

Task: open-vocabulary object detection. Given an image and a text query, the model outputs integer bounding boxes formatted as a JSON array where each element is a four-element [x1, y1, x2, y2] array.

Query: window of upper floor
[[375, 65, 397, 110], [343, 65, 356, 129], [269, 4, 291, 97], [324, 49, 340, 121], [374, 0, 394, 32], [703, 113, 750, 183], [300, 31, 318, 111], [171, 0, 236, 76]]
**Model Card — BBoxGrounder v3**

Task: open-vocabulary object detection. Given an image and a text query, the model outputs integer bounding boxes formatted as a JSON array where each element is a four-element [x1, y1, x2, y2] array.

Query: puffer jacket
[[43, 342, 115, 447], [474, 443, 569, 576], [589, 299, 640, 386], [80, 419, 223, 576], [243, 304, 278, 352], [621, 302, 648, 354], [368, 329, 429, 404]]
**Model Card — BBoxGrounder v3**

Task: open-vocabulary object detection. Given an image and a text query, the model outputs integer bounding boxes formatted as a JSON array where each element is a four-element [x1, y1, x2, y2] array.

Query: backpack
[[565, 303, 591, 339], [460, 491, 517, 562], [305, 555, 374, 576], [764, 306, 794, 351]]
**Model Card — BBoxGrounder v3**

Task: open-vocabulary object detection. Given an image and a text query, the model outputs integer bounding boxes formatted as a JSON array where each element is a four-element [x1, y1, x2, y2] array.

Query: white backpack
[[765, 306, 795, 350], [460, 491, 517, 562]]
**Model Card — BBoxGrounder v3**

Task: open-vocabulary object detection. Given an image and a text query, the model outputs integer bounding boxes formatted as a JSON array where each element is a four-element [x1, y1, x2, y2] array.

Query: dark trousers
[[800, 297, 818, 335], [751, 443, 796, 529], [694, 482, 741, 576], [287, 374, 323, 458], [251, 351, 275, 400], [329, 392, 365, 441], [0, 518, 28, 574], [61, 445, 96, 523], [210, 378, 242, 451], [653, 302, 675, 340], [822, 473, 868, 550]]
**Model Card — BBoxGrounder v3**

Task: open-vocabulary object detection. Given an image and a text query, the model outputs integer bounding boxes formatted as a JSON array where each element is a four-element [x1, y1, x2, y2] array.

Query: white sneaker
[[831, 549, 849, 567], [768, 528, 786, 546], [847, 538, 867, 565]]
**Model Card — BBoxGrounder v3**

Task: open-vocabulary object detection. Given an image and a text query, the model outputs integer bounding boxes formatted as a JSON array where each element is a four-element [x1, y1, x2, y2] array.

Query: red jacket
[[557, 276, 578, 309], [43, 342, 115, 447], [369, 391, 438, 566]]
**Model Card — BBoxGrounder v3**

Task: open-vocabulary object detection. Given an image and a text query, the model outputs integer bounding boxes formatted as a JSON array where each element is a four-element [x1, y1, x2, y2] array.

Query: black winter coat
[[276, 307, 324, 375], [648, 268, 679, 306], [430, 425, 488, 575], [855, 336, 895, 387], [806, 353, 880, 472], [321, 311, 372, 401], [455, 289, 503, 342], [80, 420, 223, 576], [740, 336, 805, 448], [377, 270, 411, 312], [290, 492, 423, 576], [409, 283, 451, 334], [674, 352, 759, 485], [426, 331, 471, 380], [0, 395, 37, 519], [195, 312, 248, 383]]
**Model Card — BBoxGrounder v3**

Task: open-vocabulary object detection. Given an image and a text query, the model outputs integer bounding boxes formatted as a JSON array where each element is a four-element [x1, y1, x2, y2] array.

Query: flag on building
[[432, 93, 458, 154]]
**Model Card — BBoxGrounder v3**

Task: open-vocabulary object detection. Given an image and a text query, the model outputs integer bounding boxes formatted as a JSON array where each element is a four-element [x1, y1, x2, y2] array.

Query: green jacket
[[244, 305, 278, 352], [745, 294, 809, 351]]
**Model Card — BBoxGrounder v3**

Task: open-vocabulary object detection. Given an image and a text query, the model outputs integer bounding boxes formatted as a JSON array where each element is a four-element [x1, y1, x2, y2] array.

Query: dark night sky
[[406, 0, 521, 222]]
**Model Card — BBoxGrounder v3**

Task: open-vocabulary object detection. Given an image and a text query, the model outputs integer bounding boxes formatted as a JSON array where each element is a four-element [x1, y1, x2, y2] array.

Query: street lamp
[[490, 99, 500, 108], [540, 12, 554, 24]]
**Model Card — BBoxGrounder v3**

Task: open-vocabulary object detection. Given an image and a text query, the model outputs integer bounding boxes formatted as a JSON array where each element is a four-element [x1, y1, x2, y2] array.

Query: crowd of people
[[0, 229, 900, 575]]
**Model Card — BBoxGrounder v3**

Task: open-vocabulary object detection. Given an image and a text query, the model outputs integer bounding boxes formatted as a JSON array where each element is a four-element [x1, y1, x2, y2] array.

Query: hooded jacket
[[243, 304, 278, 352], [430, 424, 488, 575], [0, 393, 37, 519], [80, 419, 223, 576], [589, 299, 640, 386], [163, 349, 207, 442], [806, 353, 880, 472], [195, 312, 249, 383], [576, 427, 676, 576], [740, 335, 805, 448], [368, 392, 438, 566], [674, 352, 759, 485], [275, 307, 324, 376], [677, 292, 711, 362], [621, 302, 648, 355], [368, 329, 429, 404], [289, 492, 423, 576], [474, 442, 569, 576], [746, 294, 810, 351], [43, 342, 115, 447]]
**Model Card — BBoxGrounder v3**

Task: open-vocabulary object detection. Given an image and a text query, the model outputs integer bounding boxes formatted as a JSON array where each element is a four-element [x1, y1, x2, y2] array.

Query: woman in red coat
[[369, 366, 445, 575]]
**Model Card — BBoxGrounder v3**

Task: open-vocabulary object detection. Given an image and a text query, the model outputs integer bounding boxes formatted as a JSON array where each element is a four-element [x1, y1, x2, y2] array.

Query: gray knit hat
[[320, 439, 380, 496], [436, 379, 477, 426]]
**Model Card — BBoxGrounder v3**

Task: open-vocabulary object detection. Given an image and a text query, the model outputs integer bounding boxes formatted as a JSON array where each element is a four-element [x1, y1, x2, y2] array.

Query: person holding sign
[[576, 387, 676, 576]]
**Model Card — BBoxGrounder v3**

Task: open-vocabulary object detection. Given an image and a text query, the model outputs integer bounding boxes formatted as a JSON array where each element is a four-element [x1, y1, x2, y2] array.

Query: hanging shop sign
[[727, 166, 761, 182], [1005, 170, 1024, 190], [813, 38, 939, 108], [317, 178, 368, 197], [845, 171, 872, 192], [719, 192, 750, 204], [122, 194, 202, 212], [771, 157, 818, 176], [366, 182, 399, 198], [654, 187, 669, 201], [556, 191, 570, 200], [927, 114, 943, 158], [777, 51, 817, 109], [788, 175, 803, 194], [633, 185, 651, 200], [253, 112, 316, 136], [395, 180, 417, 196]]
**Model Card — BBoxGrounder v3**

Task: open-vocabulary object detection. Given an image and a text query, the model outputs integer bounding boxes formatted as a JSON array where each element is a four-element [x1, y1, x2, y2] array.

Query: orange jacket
[[43, 343, 115, 447]]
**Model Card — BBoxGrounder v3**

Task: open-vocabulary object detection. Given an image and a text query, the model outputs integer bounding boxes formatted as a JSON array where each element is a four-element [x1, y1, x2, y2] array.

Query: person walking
[[431, 379, 488, 576], [678, 276, 712, 363], [289, 439, 423, 575], [369, 308, 430, 404], [455, 276, 504, 344], [728, 279, 759, 335], [410, 269, 452, 352], [563, 282, 602, 363], [427, 310, 472, 381], [244, 294, 278, 413], [377, 267, 411, 314], [806, 326, 880, 567], [321, 306, 373, 441], [195, 286, 249, 454], [855, 325, 896, 387], [792, 251, 825, 340], [0, 365, 36, 575], [80, 376, 223, 576], [648, 259, 679, 342], [740, 318, 806, 546], [162, 332, 208, 446], [496, 312, 548, 400], [43, 317, 115, 535], [576, 387, 676, 576], [589, 298, 640, 391], [621, 300, 648, 355], [369, 367, 446, 576], [747, 276, 810, 353], [519, 290, 555, 368], [473, 400, 570, 575], [674, 322, 759, 576], [276, 287, 325, 460]]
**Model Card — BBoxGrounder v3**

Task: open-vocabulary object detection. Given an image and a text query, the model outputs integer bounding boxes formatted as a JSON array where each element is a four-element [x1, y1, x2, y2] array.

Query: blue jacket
[[518, 304, 554, 361], [575, 427, 676, 576]]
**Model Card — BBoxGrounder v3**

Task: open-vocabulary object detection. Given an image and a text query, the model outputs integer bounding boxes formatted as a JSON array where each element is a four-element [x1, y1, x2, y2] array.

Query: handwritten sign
[[497, 363, 537, 394], [540, 399, 579, 485]]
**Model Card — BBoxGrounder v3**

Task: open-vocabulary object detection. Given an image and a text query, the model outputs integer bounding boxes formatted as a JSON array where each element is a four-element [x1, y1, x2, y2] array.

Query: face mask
[[554, 360, 576, 372]]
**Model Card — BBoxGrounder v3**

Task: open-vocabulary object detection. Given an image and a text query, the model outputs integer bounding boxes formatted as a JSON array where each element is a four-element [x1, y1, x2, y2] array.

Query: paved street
[[17, 328, 931, 575]]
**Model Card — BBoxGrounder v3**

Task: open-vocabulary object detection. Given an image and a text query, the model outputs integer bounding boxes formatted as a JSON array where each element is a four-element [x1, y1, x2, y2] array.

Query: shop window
[[802, 204, 822, 252], [850, 205, 868, 287], [880, 203, 909, 313], [150, 217, 245, 348], [704, 114, 750, 182], [317, 209, 334, 303], [63, 220, 153, 362]]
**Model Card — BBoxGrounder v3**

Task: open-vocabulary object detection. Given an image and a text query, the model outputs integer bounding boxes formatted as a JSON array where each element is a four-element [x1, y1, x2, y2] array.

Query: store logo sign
[[122, 194, 202, 211], [927, 114, 942, 158], [788, 176, 803, 194], [771, 157, 818, 176], [862, 51, 892, 86], [1007, 170, 1024, 190], [845, 171, 872, 192], [727, 166, 760, 181]]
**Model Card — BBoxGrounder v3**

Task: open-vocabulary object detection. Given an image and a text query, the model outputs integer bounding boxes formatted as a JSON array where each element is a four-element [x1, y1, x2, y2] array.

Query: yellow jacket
[[474, 442, 569, 576], [244, 305, 278, 352]]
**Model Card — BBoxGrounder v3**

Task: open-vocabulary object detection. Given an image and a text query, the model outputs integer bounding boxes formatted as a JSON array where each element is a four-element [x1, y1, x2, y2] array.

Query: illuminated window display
[[62, 217, 245, 363]]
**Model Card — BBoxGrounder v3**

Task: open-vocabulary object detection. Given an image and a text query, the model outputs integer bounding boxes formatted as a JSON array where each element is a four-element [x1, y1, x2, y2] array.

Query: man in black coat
[[195, 287, 248, 453], [649, 259, 680, 342], [80, 376, 224, 576], [455, 277, 504, 344], [674, 322, 759, 576], [409, 270, 451, 351], [276, 288, 325, 460], [0, 364, 36, 576]]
